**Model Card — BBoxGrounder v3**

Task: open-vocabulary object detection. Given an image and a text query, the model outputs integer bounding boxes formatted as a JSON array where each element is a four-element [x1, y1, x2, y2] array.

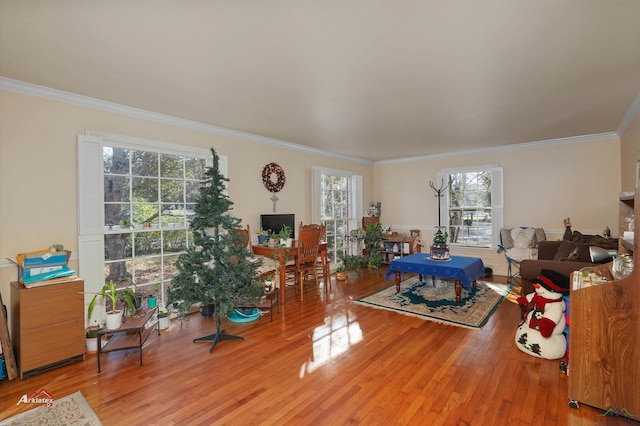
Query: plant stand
[[97, 308, 158, 372]]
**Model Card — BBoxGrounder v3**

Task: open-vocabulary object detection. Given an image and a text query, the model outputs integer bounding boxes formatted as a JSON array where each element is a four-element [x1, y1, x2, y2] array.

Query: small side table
[[97, 308, 159, 373]]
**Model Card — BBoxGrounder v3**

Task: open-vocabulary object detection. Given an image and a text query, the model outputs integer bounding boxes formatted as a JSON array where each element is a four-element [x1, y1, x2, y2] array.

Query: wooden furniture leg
[[454, 280, 462, 303]]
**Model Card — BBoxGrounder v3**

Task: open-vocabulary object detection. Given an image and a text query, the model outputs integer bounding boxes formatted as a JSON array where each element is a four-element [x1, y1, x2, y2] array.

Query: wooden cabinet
[[381, 236, 419, 264], [11, 279, 85, 379], [362, 216, 379, 229], [568, 189, 639, 417]]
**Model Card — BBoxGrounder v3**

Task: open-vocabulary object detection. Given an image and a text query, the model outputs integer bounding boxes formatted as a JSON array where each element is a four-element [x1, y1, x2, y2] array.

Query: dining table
[[252, 241, 328, 304]]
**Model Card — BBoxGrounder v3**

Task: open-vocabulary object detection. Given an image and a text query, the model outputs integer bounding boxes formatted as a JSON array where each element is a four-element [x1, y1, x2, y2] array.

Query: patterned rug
[[355, 276, 512, 329], [0, 391, 102, 426]]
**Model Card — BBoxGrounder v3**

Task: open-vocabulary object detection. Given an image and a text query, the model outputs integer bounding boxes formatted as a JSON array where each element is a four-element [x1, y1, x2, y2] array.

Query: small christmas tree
[[167, 148, 263, 352], [430, 227, 450, 260]]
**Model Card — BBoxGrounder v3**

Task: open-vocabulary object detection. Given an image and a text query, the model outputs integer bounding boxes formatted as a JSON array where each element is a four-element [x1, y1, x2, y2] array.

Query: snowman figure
[[515, 269, 570, 360]]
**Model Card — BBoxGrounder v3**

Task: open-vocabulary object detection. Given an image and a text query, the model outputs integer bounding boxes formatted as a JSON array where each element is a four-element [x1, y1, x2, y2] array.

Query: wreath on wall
[[262, 162, 286, 192]]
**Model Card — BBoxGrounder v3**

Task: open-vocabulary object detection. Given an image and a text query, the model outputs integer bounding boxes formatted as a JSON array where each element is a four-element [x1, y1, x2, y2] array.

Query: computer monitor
[[260, 214, 295, 239]]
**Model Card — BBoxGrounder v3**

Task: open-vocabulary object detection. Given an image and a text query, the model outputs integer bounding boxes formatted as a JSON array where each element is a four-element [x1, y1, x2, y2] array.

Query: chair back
[[299, 222, 326, 242], [296, 226, 322, 265], [233, 224, 252, 251]]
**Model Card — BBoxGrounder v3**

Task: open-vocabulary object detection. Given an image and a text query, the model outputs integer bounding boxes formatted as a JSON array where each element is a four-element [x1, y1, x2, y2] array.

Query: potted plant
[[338, 253, 367, 277], [85, 324, 101, 354], [279, 225, 293, 247], [158, 309, 171, 330], [146, 283, 161, 309], [257, 228, 270, 245], [87, 279, 137, 330], [335, 265, 347, 281], [364, 222, 385, 270]]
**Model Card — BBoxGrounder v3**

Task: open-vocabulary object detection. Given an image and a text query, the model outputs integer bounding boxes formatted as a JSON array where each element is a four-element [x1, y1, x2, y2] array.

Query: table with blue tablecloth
[[385, 253, 486, 302]]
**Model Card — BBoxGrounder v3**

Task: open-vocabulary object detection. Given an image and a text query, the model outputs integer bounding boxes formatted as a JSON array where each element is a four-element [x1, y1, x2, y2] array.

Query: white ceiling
[[1, 1, 639, 162]]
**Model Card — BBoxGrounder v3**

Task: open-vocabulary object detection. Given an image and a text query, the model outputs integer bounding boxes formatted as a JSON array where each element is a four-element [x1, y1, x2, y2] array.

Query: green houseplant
[[279, 224, 293, 247], [364, 222, 385, 269], [338, 253, 367, 277], [86, 279, 137, 330], [257, 228, 270, 245], [167, 148, 263, 352]]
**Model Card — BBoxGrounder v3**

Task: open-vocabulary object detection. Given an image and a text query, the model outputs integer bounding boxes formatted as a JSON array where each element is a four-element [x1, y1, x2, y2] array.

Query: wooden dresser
[[11, 278, 85, 378]]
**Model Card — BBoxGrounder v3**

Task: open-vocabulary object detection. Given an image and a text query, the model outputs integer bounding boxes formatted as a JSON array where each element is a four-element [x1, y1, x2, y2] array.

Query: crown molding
[[374, 132, 620, 165], [0, 77, 372, 165], [616, 90, 640, 136]]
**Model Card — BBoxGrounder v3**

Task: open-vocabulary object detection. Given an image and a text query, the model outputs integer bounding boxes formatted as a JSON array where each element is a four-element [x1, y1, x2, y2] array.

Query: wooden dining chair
[[298, 222, 330, 290], [286, 224, 322, 301]]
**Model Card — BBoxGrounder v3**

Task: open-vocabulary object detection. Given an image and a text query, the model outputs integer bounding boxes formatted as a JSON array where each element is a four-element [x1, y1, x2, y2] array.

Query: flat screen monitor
[[260, 214, 295, 239]]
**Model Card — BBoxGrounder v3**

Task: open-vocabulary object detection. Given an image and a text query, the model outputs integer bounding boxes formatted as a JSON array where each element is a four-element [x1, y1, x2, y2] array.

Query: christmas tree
[[167, 148, 263, 352], [430, 227, 450, 260]]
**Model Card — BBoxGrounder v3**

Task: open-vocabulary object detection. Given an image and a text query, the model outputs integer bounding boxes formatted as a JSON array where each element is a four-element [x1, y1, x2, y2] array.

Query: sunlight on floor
[[299, 301, 363, 378]]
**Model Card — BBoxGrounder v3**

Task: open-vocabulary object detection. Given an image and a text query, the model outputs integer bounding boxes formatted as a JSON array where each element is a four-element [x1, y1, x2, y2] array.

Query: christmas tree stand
[[193, 317, 243, 353]]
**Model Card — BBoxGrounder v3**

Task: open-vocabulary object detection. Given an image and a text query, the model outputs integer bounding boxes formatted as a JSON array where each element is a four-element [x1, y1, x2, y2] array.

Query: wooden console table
[[97, 308, 158, 373]]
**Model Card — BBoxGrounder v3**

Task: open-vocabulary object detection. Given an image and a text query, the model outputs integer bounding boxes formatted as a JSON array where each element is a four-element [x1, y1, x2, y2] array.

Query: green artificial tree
[[167, 148, 263, 352]]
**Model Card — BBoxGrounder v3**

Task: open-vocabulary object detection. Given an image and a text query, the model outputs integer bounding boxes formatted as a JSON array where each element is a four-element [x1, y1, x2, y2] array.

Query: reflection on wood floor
[[0, 269, 604, 425]]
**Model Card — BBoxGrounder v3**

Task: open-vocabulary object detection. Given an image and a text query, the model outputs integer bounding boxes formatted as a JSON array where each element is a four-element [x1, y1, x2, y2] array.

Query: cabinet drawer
[[19, 320, 84, 372], [19, 280, 84, 329]]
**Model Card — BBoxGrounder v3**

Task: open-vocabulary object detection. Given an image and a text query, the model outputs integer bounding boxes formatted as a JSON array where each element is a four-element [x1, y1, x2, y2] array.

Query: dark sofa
[[519, 231, 618, 295]]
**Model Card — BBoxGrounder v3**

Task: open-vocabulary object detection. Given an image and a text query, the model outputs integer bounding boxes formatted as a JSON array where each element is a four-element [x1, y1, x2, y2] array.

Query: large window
[[78, 133, 214, 310], [437, 166, 503, 248], [312, 167, 362, 267], [102, 147, 207, 298]]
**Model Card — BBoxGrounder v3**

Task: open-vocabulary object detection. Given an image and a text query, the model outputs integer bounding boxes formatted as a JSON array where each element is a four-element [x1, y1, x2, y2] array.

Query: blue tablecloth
[[385, 254, 485, 290]]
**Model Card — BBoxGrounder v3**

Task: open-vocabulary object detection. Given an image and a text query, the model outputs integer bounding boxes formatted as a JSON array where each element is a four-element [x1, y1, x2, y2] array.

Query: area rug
[[354, 276, 512, 329], [0, 391, 102, 426]]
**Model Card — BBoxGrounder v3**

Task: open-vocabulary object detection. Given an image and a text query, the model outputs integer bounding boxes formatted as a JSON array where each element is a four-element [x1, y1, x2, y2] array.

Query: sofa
[[519, 231, 618, 295]]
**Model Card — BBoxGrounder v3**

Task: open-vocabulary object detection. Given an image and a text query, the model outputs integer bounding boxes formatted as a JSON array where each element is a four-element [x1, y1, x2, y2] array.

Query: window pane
[[105, 204, 131, 229], [161, 204, 185, 227], [161, 179, 184, 203], [132, 177, 158, 202], [104, 233, 133, 260], [134, 256, 162, 285], [185, 157, 206, 180], [104, 175, 130, 202], [132, 204, 159, 227], [163, 230, 187, 253], [160, 154, 184, 178], [185, 181, 201, 203], [104, 259, 133, 285], [104, 147, 129, 174], [132, 151, 158, 176], [134, 231, 161, 256], [164, 255, 180, 280]]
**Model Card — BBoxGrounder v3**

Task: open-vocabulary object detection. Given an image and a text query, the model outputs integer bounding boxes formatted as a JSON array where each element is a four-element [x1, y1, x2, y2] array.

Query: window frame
[[312, 166, 362, 268], [437, 165, 503, 249], [78, 132, 217, 322]]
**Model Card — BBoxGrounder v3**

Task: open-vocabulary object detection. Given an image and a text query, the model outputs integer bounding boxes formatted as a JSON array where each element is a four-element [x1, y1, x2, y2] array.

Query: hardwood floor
[[1, 270, 604, 425]]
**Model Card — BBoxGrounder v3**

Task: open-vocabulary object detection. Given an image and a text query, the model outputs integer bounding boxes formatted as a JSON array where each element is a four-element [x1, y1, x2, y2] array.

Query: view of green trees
[[102, 146, 207, 294]]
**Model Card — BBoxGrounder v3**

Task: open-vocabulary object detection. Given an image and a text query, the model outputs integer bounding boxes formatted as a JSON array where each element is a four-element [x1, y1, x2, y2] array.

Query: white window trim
[[437, 165, 503, 248]]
